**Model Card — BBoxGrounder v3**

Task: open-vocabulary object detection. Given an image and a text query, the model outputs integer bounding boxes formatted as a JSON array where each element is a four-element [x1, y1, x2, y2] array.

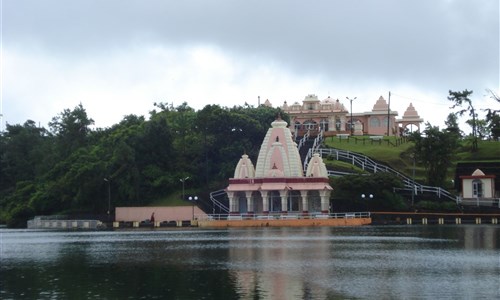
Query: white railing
[[197, 212, 371, 221], [297, 130, 310, 153], [209, 189, 230, 213], [317, 147, 458, 202], [457, 197, 500, 207]]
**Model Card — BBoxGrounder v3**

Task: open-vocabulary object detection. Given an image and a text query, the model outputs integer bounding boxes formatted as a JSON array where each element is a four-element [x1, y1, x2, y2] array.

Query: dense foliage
[[330, 173, 407, 212], [0, 103, 287, 226]]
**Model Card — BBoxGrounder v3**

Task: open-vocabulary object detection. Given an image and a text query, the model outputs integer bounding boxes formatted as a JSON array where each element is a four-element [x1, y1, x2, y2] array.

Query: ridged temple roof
[[254, 118, 303, 177], [372, 96, 388, 111]]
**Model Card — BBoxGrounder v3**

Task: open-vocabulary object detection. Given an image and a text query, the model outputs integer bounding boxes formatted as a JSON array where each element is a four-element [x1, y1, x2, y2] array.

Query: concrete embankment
[[371, 212, 500, 225], [197, 217, 371, 227]]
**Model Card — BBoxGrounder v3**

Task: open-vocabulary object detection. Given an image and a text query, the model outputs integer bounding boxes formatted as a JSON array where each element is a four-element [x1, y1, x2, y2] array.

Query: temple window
[[383, 116, 390, 127], [472, 179, 483, 197], [320, 118, 329, 131], [335, 117, 341, 131], [303, 120, 317, 130], [370, 117, 380, 128]]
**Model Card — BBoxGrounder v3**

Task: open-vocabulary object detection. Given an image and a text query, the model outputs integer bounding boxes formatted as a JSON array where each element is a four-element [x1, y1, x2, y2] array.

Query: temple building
[[396, 102, 424, 134], [460, 169, 497, 200], [275, 94, 423, 137], [225, 116, 333, 215]]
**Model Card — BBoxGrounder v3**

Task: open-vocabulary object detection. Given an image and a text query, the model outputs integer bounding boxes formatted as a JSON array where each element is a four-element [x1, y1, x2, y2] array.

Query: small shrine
[[459, 169, 496, 199], [396, 103, 424, 133], [225, 116, 333, 215]]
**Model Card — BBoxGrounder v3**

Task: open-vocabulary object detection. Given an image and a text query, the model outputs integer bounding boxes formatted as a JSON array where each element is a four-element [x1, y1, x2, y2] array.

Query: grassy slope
[[324, 136, 500, 187]]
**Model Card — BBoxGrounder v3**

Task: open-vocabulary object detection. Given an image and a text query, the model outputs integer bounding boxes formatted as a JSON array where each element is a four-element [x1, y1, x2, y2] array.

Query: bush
[[6, 205, 35, 228], [415, 200, 458, 212]]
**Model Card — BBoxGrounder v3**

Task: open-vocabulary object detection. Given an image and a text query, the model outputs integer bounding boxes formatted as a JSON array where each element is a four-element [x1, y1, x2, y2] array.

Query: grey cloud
[[5, 0, 499, 92]]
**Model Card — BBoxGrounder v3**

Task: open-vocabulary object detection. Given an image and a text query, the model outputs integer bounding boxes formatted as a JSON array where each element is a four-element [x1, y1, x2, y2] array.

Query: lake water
[[1, 225, 499, 299]]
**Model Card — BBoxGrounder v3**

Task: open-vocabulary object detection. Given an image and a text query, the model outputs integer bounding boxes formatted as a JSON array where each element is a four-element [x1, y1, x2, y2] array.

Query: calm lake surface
[[1, 225, 499, 299]]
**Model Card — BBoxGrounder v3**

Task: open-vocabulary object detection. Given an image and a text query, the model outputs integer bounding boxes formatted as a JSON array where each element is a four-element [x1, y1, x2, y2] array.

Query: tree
[[444, 113, 461, 137], [410, 123, 459, 187], [330, 173, 406, 211], [0, 121, 48, 188], [49, 103, 95, 157], [448, 90, 478, 151], [484, 89, 500, 140]]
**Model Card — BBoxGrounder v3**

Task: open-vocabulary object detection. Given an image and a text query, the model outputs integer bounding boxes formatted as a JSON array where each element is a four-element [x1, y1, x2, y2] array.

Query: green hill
[[323, 136, 500, 189]]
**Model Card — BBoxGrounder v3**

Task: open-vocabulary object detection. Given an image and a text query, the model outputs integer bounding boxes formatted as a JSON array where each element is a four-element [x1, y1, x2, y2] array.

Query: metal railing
[[316, 147, 458, 202], [209, 189, 229, 213], [297, 130, 310, 153], [197, 211, 371, 221], [457, 197, 500, 208]]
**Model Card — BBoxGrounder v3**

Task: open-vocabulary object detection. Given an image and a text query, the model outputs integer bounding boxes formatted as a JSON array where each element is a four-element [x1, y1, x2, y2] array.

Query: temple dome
[[306, 153, 329, 177], [303, 94, 320, 102], [402, 103, 421, 119], [471, 169, 486, 176], [233, 154, 255, 179], [255, 117, 303, 177], [372, 96, 388, 111], [332, 99, 346, 111]]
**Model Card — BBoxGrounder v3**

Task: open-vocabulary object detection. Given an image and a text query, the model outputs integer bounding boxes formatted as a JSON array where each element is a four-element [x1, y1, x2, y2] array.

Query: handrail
[[197, 211, 371, 221], [209, 189, 229, 213], [303, 130, 324, 172], [317, 147, 458, 202], [297, 130, 310, 153]]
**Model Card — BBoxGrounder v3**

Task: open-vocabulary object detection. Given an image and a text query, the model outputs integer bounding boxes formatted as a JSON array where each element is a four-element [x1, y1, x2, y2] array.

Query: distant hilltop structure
[[262, 94, 424, 137]]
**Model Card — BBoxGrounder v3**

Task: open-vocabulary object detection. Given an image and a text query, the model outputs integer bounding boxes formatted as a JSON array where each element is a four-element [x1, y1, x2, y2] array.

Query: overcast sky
[[1, 0, 499, 131]]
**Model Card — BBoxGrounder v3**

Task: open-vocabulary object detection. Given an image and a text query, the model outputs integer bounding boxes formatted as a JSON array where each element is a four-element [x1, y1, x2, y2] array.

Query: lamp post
[[104, 178, 111, 220], [180, 176, 190, 201], [361, 193, 373, 212], [346, 96, 357, 135], [188, 196, 199, 220]]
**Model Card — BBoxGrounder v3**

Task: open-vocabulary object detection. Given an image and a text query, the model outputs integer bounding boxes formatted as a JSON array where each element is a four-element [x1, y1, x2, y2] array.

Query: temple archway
[[307, 190, 321, 212]]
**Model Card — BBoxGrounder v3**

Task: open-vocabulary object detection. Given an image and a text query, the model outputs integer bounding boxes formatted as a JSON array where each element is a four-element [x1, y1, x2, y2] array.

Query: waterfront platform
[[27, 217, 104, 229], [196, 212, 371, 227], [109, 211, 500, 229], [372, 212, 500, 225], [110, 212, 372, 228]]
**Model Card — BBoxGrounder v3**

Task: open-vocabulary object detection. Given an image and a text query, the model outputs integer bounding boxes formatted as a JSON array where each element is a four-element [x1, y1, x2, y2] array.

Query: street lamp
[[346, 97, 357, 135], [104, 178, 111, 220], [180, 176, 190, 201], [188, 196, 199, 220], [361, 193, 373, 212]]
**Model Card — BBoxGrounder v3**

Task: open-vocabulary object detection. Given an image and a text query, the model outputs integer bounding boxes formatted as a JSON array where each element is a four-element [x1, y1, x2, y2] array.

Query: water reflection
[[1, 226, 499, 299], [227, 227, 334, 299]]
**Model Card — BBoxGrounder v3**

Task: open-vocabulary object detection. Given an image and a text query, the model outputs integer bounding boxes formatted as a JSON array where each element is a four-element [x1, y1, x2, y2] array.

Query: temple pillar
[[300, 190, 309, 215], [261, 190, 269, 214], [319, 190, 331, 214], [245, 191, 254, 214], [279, 190, 287, 214], [227, 191, 239, 214]]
